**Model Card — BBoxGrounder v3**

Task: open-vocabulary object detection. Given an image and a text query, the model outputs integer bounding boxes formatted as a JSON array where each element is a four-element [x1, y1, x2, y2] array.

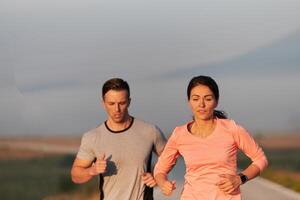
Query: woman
[[154, 75, 268, 200]]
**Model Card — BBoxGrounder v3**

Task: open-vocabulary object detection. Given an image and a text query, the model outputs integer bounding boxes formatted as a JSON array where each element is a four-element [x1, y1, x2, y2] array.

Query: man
[[71, 78, 166, 200]]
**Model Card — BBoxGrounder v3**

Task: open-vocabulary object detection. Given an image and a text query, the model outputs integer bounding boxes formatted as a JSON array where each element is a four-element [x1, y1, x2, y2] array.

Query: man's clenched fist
[[89, 154, 107, 176]]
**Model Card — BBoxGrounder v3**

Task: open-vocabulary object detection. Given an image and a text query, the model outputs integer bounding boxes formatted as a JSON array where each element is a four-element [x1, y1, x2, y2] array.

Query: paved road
[[241, 177, 300, 200], [2, 140, 300, 200], [154, 177, 300, 200]]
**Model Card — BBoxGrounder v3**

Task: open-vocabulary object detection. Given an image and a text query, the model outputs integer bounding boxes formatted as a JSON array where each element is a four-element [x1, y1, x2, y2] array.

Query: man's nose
[[115, 104, 121, 111]]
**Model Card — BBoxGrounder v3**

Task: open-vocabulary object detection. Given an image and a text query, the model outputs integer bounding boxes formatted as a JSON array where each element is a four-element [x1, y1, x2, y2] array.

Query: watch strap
[[238, 173, 248, 184]]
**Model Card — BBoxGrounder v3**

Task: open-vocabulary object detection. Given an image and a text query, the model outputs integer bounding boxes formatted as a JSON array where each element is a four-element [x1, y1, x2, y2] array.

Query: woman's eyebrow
[[191, 94, 213, 97]]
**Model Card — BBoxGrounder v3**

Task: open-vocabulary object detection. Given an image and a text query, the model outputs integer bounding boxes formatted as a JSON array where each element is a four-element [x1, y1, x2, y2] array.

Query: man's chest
[[93, 133, 154, 165]]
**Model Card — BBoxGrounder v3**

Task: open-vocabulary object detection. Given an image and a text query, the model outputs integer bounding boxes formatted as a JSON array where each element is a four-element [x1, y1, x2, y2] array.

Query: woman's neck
[[190, 117, 216, 138]]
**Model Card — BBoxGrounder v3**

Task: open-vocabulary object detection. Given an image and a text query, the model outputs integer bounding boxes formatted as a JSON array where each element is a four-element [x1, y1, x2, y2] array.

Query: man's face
[[102, 89, 130, 123]]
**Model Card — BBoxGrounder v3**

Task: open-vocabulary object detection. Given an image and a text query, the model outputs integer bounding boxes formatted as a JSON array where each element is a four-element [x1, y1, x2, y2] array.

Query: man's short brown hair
[[102, 78, 130, 99]]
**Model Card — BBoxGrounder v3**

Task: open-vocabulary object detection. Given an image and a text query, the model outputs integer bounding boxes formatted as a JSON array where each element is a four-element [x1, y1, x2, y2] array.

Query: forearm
[[155, 173, 168, 186], [217, 164, 262, 194], [240, 164, 261, 181], [71, 166, 94, 184]]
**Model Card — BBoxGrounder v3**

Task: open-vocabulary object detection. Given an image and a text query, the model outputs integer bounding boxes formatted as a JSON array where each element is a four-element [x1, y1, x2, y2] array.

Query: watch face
[[239, 173, 248, 184]]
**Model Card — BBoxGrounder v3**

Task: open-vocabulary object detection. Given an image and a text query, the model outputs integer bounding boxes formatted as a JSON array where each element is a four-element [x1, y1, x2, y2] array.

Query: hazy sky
[[1, 0, 300, 136]]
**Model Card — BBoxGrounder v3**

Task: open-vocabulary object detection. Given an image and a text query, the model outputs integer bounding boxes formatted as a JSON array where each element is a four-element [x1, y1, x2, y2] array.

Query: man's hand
[[142, 172, 157, 188], [89, 154, 107, 176], [216, 174, 241, 194], [157, 179, 176, 196]]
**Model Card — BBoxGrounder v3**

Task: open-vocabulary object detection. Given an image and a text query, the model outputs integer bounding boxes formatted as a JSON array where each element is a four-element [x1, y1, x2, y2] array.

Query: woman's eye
[[205, 97, 213, 101]]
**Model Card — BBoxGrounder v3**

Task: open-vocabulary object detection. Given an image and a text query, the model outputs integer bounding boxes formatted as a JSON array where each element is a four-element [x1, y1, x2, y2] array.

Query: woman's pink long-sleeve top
[[154, 118, 268, 200]]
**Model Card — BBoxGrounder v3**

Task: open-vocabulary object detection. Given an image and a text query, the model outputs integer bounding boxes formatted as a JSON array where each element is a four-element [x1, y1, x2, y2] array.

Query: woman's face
[[188, 84, 218, 121]]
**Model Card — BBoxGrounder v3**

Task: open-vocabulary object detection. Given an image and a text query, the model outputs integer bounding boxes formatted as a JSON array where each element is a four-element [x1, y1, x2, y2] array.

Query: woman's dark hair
[[102, 78, 130, 99], [187, 75, 227, 119]]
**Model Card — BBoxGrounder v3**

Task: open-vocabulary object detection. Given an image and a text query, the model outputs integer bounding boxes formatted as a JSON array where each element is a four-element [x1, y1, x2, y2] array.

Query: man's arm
[[71, 158, 94, 184], [71, 155, 107, 184], [156, 148, 164, 156], [142, 127, 167, 187], [153, 126, 167, 156]]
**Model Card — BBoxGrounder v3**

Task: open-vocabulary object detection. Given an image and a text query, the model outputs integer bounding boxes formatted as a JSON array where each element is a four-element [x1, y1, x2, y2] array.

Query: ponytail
[[214, 110, 227, 119]]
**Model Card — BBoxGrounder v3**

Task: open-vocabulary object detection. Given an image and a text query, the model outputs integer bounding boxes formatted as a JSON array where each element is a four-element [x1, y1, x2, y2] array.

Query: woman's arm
[[217, 164, 261, 194], [155, 173, 177, 196], [154, 127, 180, 196], [217, 121, 268, 194]]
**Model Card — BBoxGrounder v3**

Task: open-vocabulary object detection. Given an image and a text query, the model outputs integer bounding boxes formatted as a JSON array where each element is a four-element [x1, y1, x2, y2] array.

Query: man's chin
[[112, 118, 125, 123]]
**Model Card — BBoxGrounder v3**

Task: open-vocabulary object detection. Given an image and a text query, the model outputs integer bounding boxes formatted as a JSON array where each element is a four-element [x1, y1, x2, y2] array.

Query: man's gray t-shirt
[[77, 118, 166, 200]]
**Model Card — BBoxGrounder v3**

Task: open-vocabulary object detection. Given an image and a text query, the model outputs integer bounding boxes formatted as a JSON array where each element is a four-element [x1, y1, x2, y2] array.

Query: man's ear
[[127, 97, 131, 108], [101, 99, 106, 109]]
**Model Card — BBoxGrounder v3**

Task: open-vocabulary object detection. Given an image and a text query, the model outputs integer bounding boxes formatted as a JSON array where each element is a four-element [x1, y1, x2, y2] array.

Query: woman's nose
[[199, 99, 205, 107]]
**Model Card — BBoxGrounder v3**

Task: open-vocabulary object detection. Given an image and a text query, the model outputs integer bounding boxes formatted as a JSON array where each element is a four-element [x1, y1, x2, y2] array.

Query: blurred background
[[1, 0, 300, 199]]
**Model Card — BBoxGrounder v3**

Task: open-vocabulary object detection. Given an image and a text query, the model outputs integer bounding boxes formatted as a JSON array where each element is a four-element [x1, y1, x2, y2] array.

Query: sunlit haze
[[1, 0, 300, 136]]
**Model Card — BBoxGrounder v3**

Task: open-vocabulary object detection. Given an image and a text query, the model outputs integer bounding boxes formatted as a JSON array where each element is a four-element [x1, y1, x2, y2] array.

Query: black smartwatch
[[238, 173, 248, 184]]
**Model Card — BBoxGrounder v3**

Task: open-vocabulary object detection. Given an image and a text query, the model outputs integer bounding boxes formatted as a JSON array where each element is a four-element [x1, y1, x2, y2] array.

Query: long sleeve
[[154, 128, 180, 176], [233, 122, 268, 172]]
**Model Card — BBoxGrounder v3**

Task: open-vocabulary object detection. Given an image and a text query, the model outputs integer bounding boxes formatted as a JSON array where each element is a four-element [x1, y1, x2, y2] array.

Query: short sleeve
[[233, 122, 268, 172], [154, 127, 180, 176], [76, 132, 96, 161], [153, 125, 167, 155]]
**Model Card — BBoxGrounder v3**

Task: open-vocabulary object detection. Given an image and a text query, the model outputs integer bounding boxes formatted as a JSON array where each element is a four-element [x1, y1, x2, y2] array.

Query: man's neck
[[106, 116, 132, 132]]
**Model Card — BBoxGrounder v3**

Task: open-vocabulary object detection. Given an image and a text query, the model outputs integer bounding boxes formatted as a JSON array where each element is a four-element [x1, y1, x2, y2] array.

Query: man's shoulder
[[82, 123, 106, 138], [133, 118, 157, 129], [133, 118, 163, 135]]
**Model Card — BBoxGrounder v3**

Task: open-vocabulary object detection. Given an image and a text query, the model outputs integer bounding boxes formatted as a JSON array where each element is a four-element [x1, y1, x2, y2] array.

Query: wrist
[[88, 165, 97, 176], [155, 174, 168, 186], [88, 167, 93, 176], [238, 173, 249, 185]]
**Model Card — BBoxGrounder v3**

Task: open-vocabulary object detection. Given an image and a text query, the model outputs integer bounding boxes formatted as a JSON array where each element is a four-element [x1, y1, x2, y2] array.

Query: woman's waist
[[184, 169, 236, 186], [181, 187, 241, 200], [185, 166, 236, 177], [182, 180, 241, 200]]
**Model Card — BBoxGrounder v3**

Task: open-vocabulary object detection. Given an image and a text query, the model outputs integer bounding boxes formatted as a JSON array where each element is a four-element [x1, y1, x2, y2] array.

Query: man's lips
[[114, 114, 121, 118]]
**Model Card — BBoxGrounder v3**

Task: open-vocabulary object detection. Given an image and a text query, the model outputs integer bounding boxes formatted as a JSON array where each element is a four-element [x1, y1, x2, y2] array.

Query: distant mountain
[[159, 30, 300, 79]]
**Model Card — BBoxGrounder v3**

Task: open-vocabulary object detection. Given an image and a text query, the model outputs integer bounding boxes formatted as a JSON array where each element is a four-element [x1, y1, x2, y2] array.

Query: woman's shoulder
[[217, 118, 250, 136], [171, 121, 191, 136], [217, 118, 240, 131]]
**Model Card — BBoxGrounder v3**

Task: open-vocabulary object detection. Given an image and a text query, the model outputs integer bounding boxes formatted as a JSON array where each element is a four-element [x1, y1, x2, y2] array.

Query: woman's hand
[[216, 174, 242, 194], [157, 179, 176, 196], [155, 173, 176, 196]]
